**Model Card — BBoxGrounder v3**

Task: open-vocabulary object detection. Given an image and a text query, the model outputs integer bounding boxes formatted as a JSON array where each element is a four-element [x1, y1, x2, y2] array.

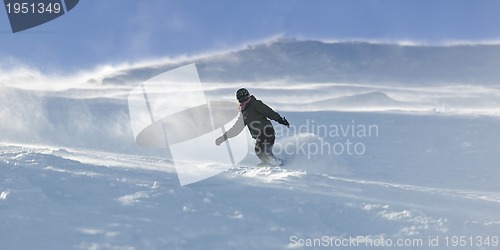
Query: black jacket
[[224, 96, 282, 140]]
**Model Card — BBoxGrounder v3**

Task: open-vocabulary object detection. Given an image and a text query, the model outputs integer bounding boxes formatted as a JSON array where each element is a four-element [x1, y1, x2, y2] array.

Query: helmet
[[236, 88, 250, 103]]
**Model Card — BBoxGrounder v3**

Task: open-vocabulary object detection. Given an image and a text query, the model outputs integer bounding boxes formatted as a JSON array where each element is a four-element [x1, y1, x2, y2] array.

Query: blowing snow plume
[[128, 64, 250, 185], [1, 38, 500, 154]]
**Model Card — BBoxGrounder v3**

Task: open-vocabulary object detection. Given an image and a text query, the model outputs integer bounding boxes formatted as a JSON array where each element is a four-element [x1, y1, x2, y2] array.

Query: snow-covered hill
[[1, 38, 500, 249], [97, 38, 500, 85]]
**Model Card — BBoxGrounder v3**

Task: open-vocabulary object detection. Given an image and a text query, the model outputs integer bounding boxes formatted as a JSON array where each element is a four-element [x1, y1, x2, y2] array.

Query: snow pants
[[254, 125, 276, 163]]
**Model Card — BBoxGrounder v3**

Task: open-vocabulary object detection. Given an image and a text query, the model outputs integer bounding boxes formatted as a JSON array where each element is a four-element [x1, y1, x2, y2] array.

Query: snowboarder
[[215, 88, 289, 166]]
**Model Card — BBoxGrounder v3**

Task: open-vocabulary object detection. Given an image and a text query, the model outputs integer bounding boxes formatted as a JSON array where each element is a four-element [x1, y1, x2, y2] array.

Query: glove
[[278, 117, 290, 128], [215, 136, 225, 146]]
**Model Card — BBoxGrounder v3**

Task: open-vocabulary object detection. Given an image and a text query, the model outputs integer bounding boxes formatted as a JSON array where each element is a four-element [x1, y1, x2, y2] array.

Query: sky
[[0, 0, 500, 72]]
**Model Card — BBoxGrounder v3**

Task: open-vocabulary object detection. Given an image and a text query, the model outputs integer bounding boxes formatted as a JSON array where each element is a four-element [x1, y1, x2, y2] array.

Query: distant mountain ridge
[[315, 91, 401, 106], [101, 38, 500, 86]]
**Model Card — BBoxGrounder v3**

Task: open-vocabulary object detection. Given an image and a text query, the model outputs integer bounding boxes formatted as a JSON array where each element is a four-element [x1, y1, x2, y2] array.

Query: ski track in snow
[[325, 175, 500, 204], [228, 165, 500, 206]]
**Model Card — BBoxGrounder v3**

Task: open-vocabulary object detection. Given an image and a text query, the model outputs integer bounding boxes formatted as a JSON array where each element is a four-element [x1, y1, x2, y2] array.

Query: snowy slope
[[2, 111, 500, 249], [1, 39, 500, 249]]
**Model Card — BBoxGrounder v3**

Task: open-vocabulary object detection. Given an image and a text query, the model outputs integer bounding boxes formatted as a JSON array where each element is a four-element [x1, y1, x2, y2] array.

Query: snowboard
[[256, 158, 284, 168]]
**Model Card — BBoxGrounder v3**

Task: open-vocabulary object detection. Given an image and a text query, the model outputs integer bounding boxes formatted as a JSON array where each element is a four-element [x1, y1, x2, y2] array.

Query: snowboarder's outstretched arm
[[255, 100, 290, 128], [215, 113, 245, 146]]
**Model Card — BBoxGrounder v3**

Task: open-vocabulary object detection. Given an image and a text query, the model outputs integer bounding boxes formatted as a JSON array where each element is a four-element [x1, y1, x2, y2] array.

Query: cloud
[[438, 39, 500, 46], [307, 37, 500, 47]]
